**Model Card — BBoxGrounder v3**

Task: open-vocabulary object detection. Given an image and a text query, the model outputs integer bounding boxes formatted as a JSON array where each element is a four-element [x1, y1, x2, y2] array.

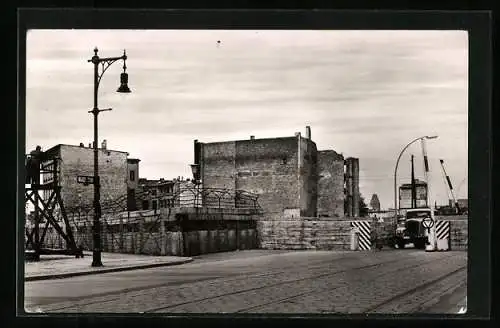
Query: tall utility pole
[[411, 155, 417, 208], [88, 47, 131, 267]]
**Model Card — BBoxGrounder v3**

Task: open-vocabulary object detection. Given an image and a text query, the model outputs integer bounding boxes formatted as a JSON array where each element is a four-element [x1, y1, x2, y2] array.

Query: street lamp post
[[190, 164, 201, 207], [393, 135, 438, 221], [88, 47, 131, 267]]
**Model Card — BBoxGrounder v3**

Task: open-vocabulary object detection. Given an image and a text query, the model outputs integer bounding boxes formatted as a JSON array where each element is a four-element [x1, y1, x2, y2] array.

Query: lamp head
[[117, 72, 131, 93], [425, 135, 438, 139], [190, 164, 200, 183]]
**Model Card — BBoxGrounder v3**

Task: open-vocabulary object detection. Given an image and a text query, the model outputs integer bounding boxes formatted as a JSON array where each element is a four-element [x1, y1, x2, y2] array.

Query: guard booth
[[24, 146, 83, 261]]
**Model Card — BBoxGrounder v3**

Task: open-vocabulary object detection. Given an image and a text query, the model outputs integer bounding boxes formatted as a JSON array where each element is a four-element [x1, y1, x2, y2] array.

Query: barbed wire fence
[[39, 185, 262, 255]]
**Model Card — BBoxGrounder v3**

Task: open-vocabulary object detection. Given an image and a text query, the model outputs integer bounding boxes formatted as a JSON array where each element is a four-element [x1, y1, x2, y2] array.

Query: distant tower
[[370, 194, 381, 211]]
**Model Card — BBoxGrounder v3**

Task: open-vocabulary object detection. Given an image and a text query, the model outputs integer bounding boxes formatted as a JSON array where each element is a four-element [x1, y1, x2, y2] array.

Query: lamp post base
[[91, 251, 103, 267]]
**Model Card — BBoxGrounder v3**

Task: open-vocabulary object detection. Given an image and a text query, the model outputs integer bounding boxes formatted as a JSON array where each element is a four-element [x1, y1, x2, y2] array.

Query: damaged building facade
[[193, 126, 360, 220], [41, 142, 132, 211]]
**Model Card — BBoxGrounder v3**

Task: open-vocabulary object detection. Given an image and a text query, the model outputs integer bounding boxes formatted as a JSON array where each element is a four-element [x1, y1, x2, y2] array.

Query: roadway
[[25, 249, 467, 314]]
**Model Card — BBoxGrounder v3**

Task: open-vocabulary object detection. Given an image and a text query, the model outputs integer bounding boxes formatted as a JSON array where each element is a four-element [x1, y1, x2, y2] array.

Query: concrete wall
[[370, 218, 397, 241], [258, 218, 354, 250], [39, 208, 259, 257], [448, 219, 468, 250], [317, 150, 345, 218], [181, 221, 257, 256], [434, 215, 467, 250], [51, 145, 128, 210], [38, 212, 466, 253], [257, 216, 398, 251]]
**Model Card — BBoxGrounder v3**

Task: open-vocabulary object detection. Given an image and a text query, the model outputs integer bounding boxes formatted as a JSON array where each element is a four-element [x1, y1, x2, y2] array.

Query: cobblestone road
[[25, 249, 466, 314]]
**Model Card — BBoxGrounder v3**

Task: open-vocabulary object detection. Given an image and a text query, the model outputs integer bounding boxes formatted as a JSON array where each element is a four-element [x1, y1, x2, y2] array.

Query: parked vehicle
[[394, 208, 434, 249]]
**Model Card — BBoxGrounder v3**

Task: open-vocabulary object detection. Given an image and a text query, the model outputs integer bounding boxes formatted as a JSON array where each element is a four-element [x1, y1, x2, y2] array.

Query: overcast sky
[[25, 29, 468, 210]]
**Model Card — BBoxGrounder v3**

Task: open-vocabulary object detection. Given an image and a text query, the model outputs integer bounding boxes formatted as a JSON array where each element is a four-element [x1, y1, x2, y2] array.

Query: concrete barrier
[[450, 220, 468, 250]]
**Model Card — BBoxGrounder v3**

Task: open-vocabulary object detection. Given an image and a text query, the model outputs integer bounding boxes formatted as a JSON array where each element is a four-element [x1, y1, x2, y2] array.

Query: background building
[[193, 126, 360, 219], [344, 157, 360, 217], [136, 178, 176, 211], [126, 158, 141, 210], [453, 198, 468, 211], [369, 194, 381, 212], [42, 141, 133, 211]]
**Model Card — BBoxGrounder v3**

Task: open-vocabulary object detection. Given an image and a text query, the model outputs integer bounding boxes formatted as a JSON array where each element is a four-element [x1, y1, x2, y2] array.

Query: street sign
[[77, 175, 94, 185], [421, 217, 434, 233]]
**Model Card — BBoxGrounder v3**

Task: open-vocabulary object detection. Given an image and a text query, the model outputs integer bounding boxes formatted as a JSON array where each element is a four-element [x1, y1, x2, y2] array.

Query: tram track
[[365, 266, 467, 313], [40, 251, 408, 312], [145, 253, 457, 313], [236, 254, 464, 314], [35, 251, 464, 314]]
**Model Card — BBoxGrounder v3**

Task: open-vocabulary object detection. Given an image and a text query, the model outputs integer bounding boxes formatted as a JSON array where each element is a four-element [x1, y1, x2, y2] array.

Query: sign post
[[422, 217, 435, 252]]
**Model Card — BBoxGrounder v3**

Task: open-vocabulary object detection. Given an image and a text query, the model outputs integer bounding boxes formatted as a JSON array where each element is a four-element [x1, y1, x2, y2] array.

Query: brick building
[[41, 142, 134, 211], [193, 126, 360, 219]]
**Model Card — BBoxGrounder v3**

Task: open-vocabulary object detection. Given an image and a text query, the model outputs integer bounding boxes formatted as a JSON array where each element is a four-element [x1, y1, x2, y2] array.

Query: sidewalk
[[24, 251, 193, 281]]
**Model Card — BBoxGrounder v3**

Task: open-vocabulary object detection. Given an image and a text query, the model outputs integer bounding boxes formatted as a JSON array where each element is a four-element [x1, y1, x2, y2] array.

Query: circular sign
[[421, 217, 434, 229]]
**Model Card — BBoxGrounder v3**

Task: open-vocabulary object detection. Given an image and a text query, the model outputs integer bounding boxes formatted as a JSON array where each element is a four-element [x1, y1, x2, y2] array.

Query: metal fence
[[31, 186, 262, 255], [63, 186, 262, 215]]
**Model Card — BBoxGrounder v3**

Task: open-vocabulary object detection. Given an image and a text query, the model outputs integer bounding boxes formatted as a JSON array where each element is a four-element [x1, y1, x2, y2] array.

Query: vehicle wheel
[[397, 240, 406, 249], [415, 240, 425, 249]]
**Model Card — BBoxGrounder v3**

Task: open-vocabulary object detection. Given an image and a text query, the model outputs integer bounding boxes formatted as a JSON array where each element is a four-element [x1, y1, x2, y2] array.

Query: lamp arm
[[96, 58, 122, 89], [88, 54, 126, 90], [393, 136, 427, 217]]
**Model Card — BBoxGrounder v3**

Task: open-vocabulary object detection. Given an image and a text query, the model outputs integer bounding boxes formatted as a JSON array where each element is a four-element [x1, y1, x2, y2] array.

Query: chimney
[[101, 139, 107, 150], [306, 126, 311, 139], [88, 143, 92, 148], [194, 139, 200, 165], [250, 136, 255, 140], [294, 132, 301, 137], [79, 143, 84, 147]]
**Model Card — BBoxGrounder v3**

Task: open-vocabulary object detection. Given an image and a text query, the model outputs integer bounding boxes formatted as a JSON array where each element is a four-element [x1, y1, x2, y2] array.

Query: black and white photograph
[[22, 27, 470, 315]]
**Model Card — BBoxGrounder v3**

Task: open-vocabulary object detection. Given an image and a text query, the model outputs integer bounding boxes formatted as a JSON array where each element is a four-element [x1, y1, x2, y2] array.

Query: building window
[[130, 170, 135, 181], [152, 200, 158, 211]]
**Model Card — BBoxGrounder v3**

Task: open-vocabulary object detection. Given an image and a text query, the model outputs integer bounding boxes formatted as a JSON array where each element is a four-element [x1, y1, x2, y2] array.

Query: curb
[[25, 258, 193, 282]]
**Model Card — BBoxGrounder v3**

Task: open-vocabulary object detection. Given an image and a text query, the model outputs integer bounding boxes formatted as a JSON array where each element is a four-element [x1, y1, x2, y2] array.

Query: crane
[[439, 159, 460, 214]]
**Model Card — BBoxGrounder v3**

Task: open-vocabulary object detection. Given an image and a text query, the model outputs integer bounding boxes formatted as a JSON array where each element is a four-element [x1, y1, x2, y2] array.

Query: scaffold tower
[[24, 147, 83, 260]]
